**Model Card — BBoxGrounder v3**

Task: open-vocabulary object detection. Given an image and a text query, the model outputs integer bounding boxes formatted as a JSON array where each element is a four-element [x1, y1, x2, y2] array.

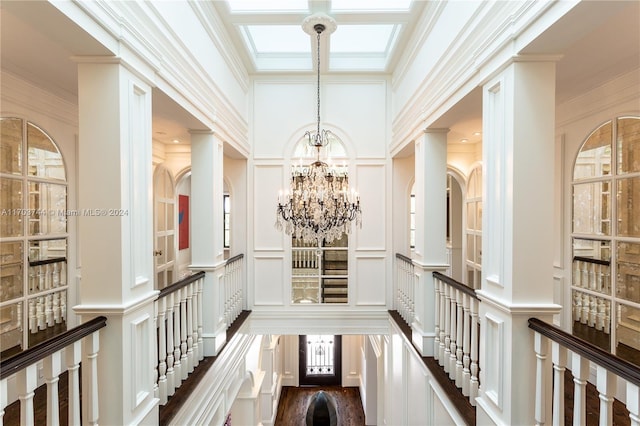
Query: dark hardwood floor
[[275, 386, 365, 426]]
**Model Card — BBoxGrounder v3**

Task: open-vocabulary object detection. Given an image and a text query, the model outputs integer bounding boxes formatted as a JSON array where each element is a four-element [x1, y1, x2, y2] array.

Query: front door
[[299, 335, 342, 386]]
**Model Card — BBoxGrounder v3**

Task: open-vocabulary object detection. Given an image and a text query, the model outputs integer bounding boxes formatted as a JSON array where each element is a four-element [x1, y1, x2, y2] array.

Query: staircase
[[322, 250, 348, 303]]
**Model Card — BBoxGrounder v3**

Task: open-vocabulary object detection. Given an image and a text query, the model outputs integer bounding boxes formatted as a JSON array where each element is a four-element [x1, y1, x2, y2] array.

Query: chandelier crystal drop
[[275, 19, 362, 245]]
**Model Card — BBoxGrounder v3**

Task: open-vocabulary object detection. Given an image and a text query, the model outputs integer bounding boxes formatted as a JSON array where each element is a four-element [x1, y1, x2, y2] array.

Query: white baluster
[[53, 291, 61, 324], [173, 291, 182, 384], [627, 383, 640, 426], [462, 293, 471, 396], [455, 289, 464, 387], [534, 332, 548, 426], [581, 293, 589, 324], [84, 331, 100, 426], [17, 364, 38, 426], [166, 293, 176, 395], [0, 378, 6, 426], [551, 342, 566, 426], [45, 293, 54, 327], [65, 341, 81, 425], [157, 297, 168, 405], [439, 280, 446, 363], [596, 366, 616, 426], [443, 284, 451, 373], [60, 292, 66, 322], [197, 277, 204, 361], [588, 295, 596, 327], [448, 288, 457, 378], [37, 297, 45, 331], [469, 297, 479, 406], [43, 351, 61, 426], [596, 298, 604, 331], [571, 353, 590, 426], [434, 277, 441, 362], [29, 299, 37, 333], [180, 287, 188, 380], [574, 291, 582, 322], [186, 283, 194, 373], [191, 282, 200, 366]]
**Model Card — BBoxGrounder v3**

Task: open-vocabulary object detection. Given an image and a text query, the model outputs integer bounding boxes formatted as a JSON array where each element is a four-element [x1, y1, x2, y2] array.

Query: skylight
[[331, 25, 397, 53], [226, 0, 309, 12], [244, 25, 310, 53], [331, 0, 413, 11]]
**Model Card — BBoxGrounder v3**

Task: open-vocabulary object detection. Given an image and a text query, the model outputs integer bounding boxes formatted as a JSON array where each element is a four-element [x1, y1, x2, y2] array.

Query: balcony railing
[[154, 271, 205, 405], [433, 271, 480, 407], [154, 254, 245, 406], [0, 316, 107, 426], [394, 253, 415, 326], [529, 318, 640, 425]]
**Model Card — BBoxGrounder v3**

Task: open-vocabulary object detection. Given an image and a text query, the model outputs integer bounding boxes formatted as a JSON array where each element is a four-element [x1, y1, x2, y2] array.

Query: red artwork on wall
[[178, 194, 189, 250]]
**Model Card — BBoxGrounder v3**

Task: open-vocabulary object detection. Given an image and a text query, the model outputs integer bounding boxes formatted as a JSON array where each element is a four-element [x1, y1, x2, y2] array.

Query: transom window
[[0, 117, 68, 360], [571, 116, 640, 365]]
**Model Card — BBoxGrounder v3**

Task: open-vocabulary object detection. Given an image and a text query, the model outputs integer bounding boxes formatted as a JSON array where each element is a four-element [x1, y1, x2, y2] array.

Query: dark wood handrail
[[395, 253, 413, 264], [158, 271, 206, 299], [528, 317, 640, 387], [573, 256, 611, 267], [433, 271, 479, 300], [1, 316, 107, 380], [225, 253, 244, 265], [29, 256, 67, 267]]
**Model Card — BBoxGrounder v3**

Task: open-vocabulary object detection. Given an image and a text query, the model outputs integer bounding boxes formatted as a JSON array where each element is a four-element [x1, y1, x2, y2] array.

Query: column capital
[[510, 54, 564, 64]]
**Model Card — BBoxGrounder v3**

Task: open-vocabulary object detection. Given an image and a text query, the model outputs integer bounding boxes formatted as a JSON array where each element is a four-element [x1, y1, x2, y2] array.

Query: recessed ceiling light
[[460, 138, 469, 143], [173, 139, 180, 144], [473, 131, 482, 136]]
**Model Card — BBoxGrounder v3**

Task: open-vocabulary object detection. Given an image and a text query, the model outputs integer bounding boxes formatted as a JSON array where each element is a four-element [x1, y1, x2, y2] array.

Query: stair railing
[[433, 271, 480, 406], [529, 317, 640, 425], [395, 253, 415, 326], [0, 316, 107, 426]]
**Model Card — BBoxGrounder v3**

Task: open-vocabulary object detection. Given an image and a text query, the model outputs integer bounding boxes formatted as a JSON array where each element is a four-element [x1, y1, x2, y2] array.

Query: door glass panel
[[574, 121, 612, 181], [617, 242, 640, 303], [1, 241, 24, 302], [1, 178, 24, 237], [573, 182, 610, 235], [28, 182, 67, 235], [305, 335, 335, 375], [617, 177, 640, 237], [572, 238, 611, 295], [0, 118, 23, 174], [617, 117, 640, 174], [27, 123, 65, 180], [0, 302, 24, 360], [466, 202, 475, 230], [616, 304, 640, 364]]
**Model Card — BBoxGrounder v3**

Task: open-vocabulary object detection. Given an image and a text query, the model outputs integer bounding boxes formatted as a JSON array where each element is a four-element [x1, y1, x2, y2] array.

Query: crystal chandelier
[[275, 17, 361, 245]]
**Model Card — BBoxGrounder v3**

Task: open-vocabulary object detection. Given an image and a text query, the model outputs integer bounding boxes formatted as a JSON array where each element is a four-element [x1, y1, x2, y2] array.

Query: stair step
[[323, 287, 347, 295], [323, 297, 348, 303], [323, 279, 347, 286]]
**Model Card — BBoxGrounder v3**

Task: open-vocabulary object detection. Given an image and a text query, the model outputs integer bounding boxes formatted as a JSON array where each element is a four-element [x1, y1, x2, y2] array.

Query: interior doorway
[[299, 335, 342, 386]]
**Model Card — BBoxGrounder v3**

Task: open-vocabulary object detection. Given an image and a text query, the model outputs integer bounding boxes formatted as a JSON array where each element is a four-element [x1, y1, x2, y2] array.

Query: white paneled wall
[[250, 77, 389, 311]]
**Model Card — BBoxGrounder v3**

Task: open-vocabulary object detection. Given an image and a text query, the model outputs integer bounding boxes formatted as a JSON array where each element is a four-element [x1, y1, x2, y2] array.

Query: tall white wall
[[250, 77, 389, 310]]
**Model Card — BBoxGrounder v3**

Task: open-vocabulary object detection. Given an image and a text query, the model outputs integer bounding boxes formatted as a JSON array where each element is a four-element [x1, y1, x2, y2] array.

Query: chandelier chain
[[275, 20, 362, 245]]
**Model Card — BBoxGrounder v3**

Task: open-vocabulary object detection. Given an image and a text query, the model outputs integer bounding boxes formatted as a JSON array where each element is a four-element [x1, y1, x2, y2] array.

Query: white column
[[475, 57, 561, 426], [190, 130, 227, 355], [412, 128, 449, 356], [74, 58, 159, 425]]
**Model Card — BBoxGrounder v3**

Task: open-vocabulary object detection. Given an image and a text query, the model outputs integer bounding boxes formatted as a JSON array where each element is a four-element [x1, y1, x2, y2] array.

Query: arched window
[[0, 118, 68, 359], [153, 164, 176, 289], [465, 165, 482, 289], [571, 116, 640, 364], [290, 134, 350, 304]]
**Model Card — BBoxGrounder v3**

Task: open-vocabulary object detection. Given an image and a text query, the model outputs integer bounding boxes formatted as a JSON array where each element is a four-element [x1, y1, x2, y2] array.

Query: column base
[[411, 321, 436, 357]]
